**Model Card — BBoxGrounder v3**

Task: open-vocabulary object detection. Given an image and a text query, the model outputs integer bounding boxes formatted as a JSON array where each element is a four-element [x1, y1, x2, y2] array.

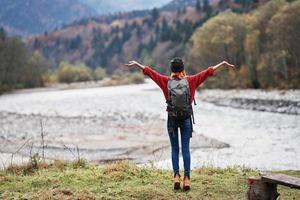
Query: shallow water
[[0, 80, 299, 170]]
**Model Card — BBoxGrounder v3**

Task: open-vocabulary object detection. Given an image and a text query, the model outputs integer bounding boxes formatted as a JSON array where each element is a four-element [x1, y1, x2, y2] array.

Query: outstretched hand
[[220, 61, 235, 69], [124, 60, 139, 67], [213, 61, 235, 71], [124, 60, 145, 70]]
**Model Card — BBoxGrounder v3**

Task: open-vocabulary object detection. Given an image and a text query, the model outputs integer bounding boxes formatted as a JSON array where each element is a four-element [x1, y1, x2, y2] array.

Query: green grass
[[0, 161, 299, 200]]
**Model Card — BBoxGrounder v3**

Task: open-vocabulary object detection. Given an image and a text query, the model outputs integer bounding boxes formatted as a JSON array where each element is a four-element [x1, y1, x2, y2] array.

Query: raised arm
[[188, 61, 235, 88], [124, 60, 169, 92]]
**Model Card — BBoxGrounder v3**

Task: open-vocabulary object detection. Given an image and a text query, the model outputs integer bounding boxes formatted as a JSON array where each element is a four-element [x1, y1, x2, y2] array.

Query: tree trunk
[[246, 176, 280, 200]]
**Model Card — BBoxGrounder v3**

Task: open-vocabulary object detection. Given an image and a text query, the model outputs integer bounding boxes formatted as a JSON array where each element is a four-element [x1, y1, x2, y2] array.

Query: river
[[0, 79, 299, 170]]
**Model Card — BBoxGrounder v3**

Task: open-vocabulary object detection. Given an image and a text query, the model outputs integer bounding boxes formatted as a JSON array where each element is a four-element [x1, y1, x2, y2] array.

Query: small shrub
[[58, 62, 93, 83], [42, 70, 58, 84], [6, 154, 47, 176], [128, 72, 145, 84], [110, 69, 144, 85], [93, 67, 106, 81], [52, 160, 68, 170], [72, 159, 87, 169], [111, 68, 126, 81], [0, 84, 11, 94]]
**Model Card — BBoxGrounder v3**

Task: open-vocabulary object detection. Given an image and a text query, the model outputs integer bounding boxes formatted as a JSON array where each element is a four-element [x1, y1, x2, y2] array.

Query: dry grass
[[1, 160, 299, 200]]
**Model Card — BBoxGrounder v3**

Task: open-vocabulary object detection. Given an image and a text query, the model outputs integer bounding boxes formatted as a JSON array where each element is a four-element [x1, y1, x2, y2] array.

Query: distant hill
[[27, 0, 264, 73], [162, 0, 198, 11], [0, 0, 97, 36], [78, 0, 172, 14], [162, 0, 261, 11]]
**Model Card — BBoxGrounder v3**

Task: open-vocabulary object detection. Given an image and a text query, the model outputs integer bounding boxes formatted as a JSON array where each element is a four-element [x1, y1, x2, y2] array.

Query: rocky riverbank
[[0, 81, 228, 169], [199, 89, 300, 115], [0, 81, 299, 170]]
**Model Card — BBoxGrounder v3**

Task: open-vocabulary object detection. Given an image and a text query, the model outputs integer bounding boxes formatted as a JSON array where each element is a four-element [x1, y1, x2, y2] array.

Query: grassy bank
[[0, 161, 299, 199]]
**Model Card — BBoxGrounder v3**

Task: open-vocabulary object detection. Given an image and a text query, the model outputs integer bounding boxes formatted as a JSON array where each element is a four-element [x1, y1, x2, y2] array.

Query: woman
[[125, 58, 235, 190]]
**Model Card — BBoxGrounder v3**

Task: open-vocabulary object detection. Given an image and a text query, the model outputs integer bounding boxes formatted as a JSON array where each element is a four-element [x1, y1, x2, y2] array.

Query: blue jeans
[[167, 115, 192, 178]]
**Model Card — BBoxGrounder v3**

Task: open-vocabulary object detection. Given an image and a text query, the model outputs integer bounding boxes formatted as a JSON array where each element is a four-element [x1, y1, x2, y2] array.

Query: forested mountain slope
[[28, 0, 250, 72], [25, 0, 300, 89], [0, 0, 97, 35]]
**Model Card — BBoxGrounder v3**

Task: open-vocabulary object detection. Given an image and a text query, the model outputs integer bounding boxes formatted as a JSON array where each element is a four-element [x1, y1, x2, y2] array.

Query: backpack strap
[[167, 78, 173, 103], [191, 109, 195, 124], [166, 78, 174, 115], [186, 78, 195, 125], [190, 116, 193, 138], [186, 78, 195, 138]]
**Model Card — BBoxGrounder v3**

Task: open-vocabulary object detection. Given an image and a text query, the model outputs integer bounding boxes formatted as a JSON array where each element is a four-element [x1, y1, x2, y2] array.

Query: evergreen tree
[[33, 38, 41, 49], [151, 8, 159, 22], [148, 36, 156, 51], [196, 0, 201, 11], [160, 18, 170, 41], [154, 23, 160, 35], [235, 0, 254, 12], [219, 0, 226, 10], [0, 27, 5, 40], [69, 36, 82, 50], [136, 25, 142, 38], [203, 0, 212, 17]]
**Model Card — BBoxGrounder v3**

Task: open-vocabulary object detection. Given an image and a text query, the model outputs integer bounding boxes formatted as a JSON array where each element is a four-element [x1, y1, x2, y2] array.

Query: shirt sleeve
[[142, 66, 169, 90], [188, 66, 215, 88]]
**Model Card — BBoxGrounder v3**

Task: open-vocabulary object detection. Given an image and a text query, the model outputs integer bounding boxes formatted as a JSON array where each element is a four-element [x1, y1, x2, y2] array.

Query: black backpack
[[167, 77, 195, 122]]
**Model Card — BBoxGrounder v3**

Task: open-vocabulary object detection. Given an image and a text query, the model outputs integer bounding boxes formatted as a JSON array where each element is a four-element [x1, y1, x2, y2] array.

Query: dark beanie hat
[[170, 57, 184, 72]]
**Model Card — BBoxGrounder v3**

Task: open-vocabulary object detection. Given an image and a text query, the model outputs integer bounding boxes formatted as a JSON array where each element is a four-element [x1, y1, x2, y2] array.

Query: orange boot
[[183, 176, 190, 191], [174, 174, 181, 190]]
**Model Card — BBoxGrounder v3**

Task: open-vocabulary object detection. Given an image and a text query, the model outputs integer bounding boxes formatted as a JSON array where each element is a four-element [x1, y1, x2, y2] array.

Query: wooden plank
[[260, 172, 300, 189]]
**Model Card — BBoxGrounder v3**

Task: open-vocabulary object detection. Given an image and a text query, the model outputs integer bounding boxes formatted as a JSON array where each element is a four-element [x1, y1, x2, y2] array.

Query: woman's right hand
[[124, 60, 145, 69]]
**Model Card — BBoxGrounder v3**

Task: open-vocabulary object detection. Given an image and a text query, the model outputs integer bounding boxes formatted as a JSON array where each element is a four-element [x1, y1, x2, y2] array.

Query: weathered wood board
[[260, 173, 300, 189]]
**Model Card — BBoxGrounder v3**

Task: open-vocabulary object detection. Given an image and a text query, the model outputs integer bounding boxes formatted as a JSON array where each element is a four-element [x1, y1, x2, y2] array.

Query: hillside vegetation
[[28, 0, 250, 72], [1, 161, 300, 199], [28, 0, 300, 89], [1, 0, 299, 92]]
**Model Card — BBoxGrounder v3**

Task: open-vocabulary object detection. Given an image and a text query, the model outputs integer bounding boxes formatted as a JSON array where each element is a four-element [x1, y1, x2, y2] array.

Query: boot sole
[[183, 186, 190, 191], [174, 182, 181, 190]]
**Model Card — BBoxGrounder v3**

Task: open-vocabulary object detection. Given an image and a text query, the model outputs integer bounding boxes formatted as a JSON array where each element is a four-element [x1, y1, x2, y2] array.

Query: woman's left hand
[[124, 60, 145, 70], [213, 61, 235, 71], [220, 61, 235, 69]]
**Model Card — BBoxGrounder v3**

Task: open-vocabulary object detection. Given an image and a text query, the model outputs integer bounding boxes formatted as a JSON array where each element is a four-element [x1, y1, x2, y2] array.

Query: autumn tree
[[0, 30, 46, 92], [265, 0, 300, 87], [189, 13, 247, 88], [23, 51, 46, 87]]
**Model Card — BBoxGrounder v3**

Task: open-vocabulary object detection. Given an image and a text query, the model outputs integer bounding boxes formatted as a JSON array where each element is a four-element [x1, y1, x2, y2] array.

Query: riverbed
[[0, 80, 299, 170]]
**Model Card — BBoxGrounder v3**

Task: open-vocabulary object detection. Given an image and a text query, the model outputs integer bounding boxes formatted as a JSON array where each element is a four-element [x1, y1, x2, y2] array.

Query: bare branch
[[76, 144, 80, 162], [10, 138, 31, 166], [63, 144, 76, 159], [40, 119, 45, 162], [0, 153, 6, 169]]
